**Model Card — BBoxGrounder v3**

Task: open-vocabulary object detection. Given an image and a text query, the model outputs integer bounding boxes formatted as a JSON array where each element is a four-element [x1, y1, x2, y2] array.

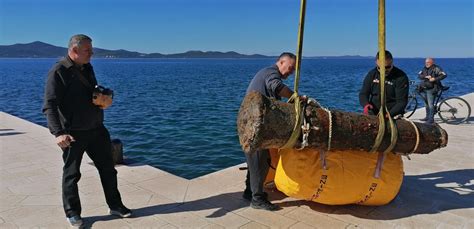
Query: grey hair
[[68, 34, 92, 49]]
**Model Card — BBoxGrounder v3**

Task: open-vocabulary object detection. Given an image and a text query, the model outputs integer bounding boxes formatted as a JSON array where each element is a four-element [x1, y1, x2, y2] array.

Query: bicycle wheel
[[405, 94, 418, 118], [437, 97, 471, 124]]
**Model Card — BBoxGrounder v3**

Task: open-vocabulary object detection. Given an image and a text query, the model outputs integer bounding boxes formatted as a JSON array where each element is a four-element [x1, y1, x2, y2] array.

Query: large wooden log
[[237, 92, 448, 155]]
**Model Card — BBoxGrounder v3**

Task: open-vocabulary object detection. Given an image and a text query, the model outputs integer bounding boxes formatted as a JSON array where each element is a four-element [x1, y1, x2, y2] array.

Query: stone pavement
[[1, 93, 473, 228]]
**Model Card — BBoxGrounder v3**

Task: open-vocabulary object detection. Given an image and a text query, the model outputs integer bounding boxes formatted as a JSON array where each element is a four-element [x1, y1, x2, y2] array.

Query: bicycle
[[405, 80, 471, 124]]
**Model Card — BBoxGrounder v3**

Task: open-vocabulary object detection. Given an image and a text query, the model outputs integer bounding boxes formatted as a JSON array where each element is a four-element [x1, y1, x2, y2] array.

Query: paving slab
[[0, 92, 473, 228]]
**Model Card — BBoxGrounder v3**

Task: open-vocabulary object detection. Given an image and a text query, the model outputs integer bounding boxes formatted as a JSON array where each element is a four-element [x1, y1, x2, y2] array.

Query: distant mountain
[[165, 50, 268, 59], [0, 41, 377, 59], [0, 41, 67, 58], [0, 41, 270, 58], [307, 55, 372, 59]]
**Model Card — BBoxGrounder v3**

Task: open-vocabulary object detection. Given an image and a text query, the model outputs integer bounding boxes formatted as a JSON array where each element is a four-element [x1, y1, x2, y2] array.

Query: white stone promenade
[[1, 93, 473, 228]]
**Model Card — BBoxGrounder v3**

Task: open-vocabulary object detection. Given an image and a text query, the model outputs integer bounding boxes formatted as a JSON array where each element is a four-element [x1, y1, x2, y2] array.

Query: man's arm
[[359, 72, 373, 108], [42, 69, 67, 137], [418, 70, 426, 80], [432, 66, 447, 82], [278, 86, 293, 99], [265, 72, 294, 99], [389, 74, 409, 116]]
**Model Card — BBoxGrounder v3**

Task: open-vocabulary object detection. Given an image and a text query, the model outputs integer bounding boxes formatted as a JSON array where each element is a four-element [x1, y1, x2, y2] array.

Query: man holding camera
[[43, 34, 130, 227], [418, 57, 447, 124]]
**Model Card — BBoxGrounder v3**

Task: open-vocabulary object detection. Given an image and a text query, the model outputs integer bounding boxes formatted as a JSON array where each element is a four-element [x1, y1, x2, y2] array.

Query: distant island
[[0, 41, 372, 59]]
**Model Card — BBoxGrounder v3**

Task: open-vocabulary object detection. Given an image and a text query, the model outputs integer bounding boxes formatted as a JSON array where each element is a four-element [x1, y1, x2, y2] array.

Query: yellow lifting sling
[[271, 0, 404, 206]]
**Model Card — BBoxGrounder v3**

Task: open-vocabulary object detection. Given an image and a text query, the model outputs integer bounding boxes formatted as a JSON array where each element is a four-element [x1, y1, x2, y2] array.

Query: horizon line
[[1, 41, 473, 59]]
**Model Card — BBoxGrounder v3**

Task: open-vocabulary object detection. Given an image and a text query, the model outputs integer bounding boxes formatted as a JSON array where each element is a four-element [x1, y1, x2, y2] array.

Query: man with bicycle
[[418, 58, 447, 124]]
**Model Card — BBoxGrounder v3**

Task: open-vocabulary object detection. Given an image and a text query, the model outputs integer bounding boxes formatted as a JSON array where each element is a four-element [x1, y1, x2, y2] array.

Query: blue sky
[[1, 0, 473, 57]]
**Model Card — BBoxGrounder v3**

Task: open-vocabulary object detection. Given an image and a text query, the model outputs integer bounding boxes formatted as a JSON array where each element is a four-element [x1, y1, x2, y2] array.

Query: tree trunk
[[237, 92, 448, 155]]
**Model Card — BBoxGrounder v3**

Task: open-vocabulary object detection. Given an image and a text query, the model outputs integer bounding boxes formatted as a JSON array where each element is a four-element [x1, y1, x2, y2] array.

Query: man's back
[[246, 65, 286, 100]]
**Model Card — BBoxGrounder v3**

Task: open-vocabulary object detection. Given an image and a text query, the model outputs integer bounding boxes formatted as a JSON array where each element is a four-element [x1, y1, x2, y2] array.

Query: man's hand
[[299, 95, 308, 102], [363, 104, 373, 115], [424, 75, 436, 82], [93, 94, 113, 109], [56, 134, 75, 149]]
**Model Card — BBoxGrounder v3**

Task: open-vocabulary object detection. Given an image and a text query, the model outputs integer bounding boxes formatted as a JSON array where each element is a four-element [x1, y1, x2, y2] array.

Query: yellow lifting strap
[[370, 0, 398, 154], [281, 0, 306, 149]]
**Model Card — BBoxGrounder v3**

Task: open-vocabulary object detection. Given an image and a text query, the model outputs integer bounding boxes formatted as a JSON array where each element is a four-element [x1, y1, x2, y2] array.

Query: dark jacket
[[359, 66, 409, 116], [42, 56, 103, 137], [418, 64, 447, 91], [246, 65, 290, 100]]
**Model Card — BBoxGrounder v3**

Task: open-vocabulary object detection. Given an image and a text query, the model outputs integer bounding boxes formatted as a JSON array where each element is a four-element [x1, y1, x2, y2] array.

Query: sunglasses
[[377, 64, 393, 71]]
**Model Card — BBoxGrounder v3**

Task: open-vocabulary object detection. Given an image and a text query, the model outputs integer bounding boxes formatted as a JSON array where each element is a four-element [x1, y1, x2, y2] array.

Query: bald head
[[425, 58, 434, 68]]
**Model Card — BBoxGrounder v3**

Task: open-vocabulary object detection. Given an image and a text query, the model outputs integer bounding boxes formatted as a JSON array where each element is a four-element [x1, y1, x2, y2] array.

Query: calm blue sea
[[1, 58, 473, 178]]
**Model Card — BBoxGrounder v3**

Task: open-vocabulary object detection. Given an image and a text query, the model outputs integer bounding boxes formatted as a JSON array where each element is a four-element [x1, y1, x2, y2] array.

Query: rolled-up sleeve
[[265, 72, 286, 96], [42, 69, 66, 137]]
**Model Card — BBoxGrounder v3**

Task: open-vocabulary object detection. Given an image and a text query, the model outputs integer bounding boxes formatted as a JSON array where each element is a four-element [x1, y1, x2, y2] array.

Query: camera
[[92, 85, 114, 109], [93, 85, 114, 99]]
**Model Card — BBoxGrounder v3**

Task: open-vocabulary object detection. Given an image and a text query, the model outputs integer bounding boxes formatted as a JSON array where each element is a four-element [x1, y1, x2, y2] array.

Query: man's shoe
[[420, 117, 428, 121], [250, 199, 280, 211], [109, 206, 132, 218], [67, 215, 84, 228]]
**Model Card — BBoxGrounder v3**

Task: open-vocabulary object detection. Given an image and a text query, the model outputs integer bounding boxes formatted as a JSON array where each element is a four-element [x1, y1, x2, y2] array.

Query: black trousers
[[62, 126, 123, 217], [244, 149, 270, 201]]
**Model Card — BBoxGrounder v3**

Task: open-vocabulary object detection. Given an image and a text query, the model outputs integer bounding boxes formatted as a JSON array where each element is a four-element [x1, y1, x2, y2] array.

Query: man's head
[[425, 58, 434, 68], [276, 52, 296, 79], [68, 34, 93, 65], [375, 50, 394, 74]]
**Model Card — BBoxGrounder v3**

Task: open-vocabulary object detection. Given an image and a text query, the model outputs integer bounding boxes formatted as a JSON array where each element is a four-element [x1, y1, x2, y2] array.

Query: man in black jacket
[[359, 50, 409, 118], [418, 57, 447, 124], [43, 34, 131, 227]]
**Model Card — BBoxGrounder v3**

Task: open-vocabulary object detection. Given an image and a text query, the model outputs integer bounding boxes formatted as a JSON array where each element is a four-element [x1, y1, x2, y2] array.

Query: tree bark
[[237, 92, 448, 155]]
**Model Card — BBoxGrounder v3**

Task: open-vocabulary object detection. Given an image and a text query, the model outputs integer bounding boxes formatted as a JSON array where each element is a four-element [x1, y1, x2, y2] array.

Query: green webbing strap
[[280, 0, 306, 149], [370, 0, 398, 154]]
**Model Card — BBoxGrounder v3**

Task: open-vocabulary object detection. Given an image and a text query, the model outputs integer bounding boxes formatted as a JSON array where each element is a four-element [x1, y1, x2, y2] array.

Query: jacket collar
[[60, 55, 91, 69], [374, 66, 397, 79], [425, 64, 437, 70]]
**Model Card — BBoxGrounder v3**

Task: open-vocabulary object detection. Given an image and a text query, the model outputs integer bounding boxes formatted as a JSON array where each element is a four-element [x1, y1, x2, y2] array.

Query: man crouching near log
[[359, 50, 409, 118], [242, 52, 306, 211]]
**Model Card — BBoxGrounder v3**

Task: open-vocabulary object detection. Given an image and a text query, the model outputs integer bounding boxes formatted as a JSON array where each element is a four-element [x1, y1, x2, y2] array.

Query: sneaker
[[420, 117, 428, 121], [67, 215, 84, 228], [425, 119, 435, 124], [250, 199, 280, 211], [109, 206, 132, 218]]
